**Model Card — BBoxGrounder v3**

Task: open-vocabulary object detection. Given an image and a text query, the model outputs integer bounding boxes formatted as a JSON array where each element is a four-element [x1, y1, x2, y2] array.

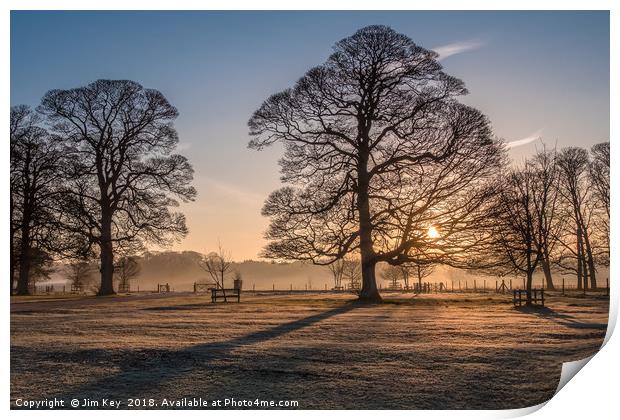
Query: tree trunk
[[541, 257, 555, 290], [98, 210, 115, 296], [10, 243, 15, 295], [356, 149, 381, 303], [582, 230, 597, 289], [16, 222, 31, 296], [10, 195, 16, 294], [526, 271, 533, 305], [417, 266, 423, 291], [576, 226, 583, 289], [358, 258, 381, 302]]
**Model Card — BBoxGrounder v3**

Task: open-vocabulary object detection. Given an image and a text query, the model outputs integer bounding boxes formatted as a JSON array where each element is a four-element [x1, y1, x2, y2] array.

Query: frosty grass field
[[11, 291, 609, 409]]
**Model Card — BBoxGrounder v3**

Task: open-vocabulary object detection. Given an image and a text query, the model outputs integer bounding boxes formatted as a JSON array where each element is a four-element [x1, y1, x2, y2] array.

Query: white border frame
[[3, 2, 616, 419]]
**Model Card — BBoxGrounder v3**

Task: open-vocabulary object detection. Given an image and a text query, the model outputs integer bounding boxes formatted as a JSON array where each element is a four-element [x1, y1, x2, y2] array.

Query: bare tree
[[10, 105, 64, 295], [114, 256, 141, 292], [491, 154, 557, 305], [556, 148, 597, 289], [589, 142, 610, 217], [66, 259, 96, 293], [327, 258, 345, 289], [342, 257, 362, 294], [381, 264, 402, 289], [198, 244, 233, 290], [248, 25, 504, 302], [38, 80, 196, 295], [411, 263, 435, 291], [589, 142, 610, 267], [532, 149, 562, 290]]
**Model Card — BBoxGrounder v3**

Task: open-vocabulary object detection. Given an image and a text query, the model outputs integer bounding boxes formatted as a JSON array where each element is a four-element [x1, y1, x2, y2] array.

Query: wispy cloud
[[433, 40, 485, 61], [506, 130, 543, 149], [201, 176, 265, 205]]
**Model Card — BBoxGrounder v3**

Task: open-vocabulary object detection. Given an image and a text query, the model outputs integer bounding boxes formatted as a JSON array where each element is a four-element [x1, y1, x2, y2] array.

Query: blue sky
[[11, 11, 610, 259]]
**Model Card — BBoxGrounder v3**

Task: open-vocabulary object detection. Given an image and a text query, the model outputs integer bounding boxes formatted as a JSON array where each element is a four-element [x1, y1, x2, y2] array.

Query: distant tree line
[[249, 25, 609, 304], [10, 80, 196, 295]]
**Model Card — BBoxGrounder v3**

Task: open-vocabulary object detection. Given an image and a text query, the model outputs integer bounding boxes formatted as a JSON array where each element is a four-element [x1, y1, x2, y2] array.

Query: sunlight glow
[[427, 225, 441, 239]]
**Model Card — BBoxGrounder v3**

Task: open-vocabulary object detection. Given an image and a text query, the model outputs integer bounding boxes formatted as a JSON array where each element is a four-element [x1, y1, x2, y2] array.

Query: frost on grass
[[11, 292, 608, 409]]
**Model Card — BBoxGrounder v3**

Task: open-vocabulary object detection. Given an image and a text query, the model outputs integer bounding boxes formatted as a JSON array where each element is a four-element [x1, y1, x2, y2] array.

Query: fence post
[[562, 278, 565, 295], [510, 279, 512, 290], [606, 278, 609, 297]]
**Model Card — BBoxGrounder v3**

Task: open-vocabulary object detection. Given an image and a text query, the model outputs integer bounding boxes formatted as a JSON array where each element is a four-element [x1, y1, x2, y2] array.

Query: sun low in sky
[[427, 226, 441, 239]]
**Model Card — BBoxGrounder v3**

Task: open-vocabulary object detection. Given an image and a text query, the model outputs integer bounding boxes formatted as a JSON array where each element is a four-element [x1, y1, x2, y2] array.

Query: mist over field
[[39, 250, 608, 293]]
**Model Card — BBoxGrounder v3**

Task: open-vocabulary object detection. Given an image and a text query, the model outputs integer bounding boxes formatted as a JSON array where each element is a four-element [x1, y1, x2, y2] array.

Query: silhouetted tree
[[327, 258, 345, 289], [381, 264, 402, 289], [38, 80, 196, 295], [10, 105, 64, 295], [115, 256, 141, 292], [199, 244, 232, 290], [532, 149, 562, 290], [342, 257, 362, 294], [589, 142, 610, 267], [66, 259, 96, 293], [491, 154, 557, 305], [248, 26, 503, 302], [556, 148, 597, 289], [411, 263, 435, 291], [589, 142, 610, 217]]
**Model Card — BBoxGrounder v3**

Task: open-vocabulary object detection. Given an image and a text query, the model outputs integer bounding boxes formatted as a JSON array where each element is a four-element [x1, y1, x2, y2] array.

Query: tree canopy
[[249, 25, 504, 301]]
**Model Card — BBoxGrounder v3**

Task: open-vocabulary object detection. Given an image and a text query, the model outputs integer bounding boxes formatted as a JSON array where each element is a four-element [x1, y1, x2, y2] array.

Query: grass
[[11, 291, 609, 409]]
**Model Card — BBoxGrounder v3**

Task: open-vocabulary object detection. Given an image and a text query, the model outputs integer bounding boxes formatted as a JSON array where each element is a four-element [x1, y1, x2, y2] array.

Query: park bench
[[211, 288, 241, 303], [513, 288, 545, 307]]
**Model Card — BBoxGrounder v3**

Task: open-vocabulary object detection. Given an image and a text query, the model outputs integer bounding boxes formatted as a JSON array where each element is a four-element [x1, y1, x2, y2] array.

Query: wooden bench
[[513, 288, 545, 307], [211, 288, 241, 303]]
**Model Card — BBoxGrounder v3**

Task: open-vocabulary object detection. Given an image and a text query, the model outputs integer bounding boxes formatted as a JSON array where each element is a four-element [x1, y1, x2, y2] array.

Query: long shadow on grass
[[47, 303, 359, 403], [516, 306, 608, 330]]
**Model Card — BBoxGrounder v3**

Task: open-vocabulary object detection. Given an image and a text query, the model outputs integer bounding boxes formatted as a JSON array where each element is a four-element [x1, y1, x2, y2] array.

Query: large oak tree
[[248, 26, 503, 302], [39, 80, 196, 295]]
